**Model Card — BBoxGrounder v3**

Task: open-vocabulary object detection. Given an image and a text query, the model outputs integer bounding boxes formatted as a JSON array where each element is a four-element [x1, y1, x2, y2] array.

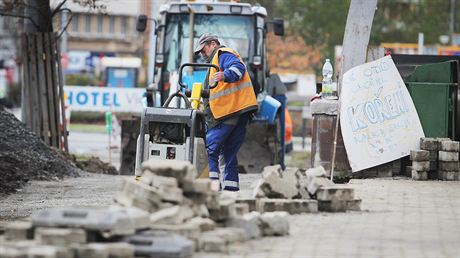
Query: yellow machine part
[[190, 82, 203, 110]]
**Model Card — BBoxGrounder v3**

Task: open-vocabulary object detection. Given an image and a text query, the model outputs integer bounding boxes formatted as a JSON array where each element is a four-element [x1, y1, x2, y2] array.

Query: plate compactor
[[134, 63, 219, 178]]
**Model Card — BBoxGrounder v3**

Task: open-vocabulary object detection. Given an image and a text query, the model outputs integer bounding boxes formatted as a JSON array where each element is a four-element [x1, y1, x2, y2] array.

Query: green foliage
[[65, 74, 98, 86]]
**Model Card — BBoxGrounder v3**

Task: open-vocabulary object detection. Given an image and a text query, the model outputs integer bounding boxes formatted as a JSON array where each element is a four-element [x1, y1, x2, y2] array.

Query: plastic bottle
[[321, 59, 334, 99]]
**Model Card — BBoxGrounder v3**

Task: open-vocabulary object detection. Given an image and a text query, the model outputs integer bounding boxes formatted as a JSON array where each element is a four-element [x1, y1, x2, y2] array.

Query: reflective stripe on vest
[[209, 81, 252, 101]]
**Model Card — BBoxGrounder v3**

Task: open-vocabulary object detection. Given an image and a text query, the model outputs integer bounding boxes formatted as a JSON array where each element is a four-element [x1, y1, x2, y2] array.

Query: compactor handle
[[178, 63, 220, 90]]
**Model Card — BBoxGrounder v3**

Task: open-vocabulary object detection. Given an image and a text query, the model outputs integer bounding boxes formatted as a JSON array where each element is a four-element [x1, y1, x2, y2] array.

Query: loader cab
[[151, 2, 283, 104]]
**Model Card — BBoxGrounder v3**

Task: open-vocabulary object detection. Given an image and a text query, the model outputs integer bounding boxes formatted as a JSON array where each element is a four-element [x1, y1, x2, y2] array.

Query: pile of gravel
[[0, 107, 81, 194]]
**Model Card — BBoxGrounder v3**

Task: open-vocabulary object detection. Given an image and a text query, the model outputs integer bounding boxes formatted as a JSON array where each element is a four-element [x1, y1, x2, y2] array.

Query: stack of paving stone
[[116, 160, 290, 254], [251, 165, 360, 213], [0, 206, 194, 258], [408, 137, 459, 181], [438, 140, 460, 181]]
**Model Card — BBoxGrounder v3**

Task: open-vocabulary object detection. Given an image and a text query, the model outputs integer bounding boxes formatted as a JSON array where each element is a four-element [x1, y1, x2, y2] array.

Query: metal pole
[[451, 0, 456, 34], [147, 0, 157, 86]]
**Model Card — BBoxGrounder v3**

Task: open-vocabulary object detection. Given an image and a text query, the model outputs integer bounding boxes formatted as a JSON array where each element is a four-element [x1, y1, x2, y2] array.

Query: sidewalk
[[198, 177, 460, 258]]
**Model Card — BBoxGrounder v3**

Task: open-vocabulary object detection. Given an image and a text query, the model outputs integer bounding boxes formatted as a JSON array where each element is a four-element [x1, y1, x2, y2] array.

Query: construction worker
[[194, 33, 258, 191]]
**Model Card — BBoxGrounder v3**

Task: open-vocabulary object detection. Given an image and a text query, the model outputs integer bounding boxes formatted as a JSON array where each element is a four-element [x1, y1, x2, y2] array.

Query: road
[[1, 174, 459, 258]]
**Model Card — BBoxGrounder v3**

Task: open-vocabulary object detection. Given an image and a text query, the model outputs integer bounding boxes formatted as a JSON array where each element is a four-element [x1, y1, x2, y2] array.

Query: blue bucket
[[257, 95, 281, 124]]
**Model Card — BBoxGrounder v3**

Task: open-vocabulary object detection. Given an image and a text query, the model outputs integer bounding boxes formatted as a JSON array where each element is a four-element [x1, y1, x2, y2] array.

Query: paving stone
[[440, 141, 460, 152], [188, 217, 216, 232], [0, 246, 27, 258], [252, 165, 301, 199], [114, 192, 159, 213], [405, 166, 412, 177], [438, 171, 459, 181], [141, 171, 178, 188], [411, 161, 430, 171], [420, 138, 438, 151], [149, 205, 194, 225], [198, 236, 227, 253], [318, 199, 361, 212], [411, 170, 428, 180], [31, 206, 150, 237], [150, 223, 201, 240], [183, 179, 211, 194], [102, 243, 135, 258], [142, 160, 197, 187], [202, 227, 247, 243], [123, 231, 194, 258], [316, 186, 354, 201], [119, 178, 162, 207], [429, 151, 438, 161], [259, 212, 290, 236], [236, 198, 257, 212], [225, 212, 262, 239], [257, 198, 318, 214], [438, 161, 459, 171], [158, 186, 184, 204], [73, 244, 109, 258], [410, 150, 430, 161], [4, 221, 33, 241], [438, 151, 459, 162], [305, 166, 334, 195], [429, 161, 438, 171], [35, 227, 86, 246], [234, 203, 250, 215], [208, 193, 236, 222], [29, 245, 74, 258], [428, 170, 439, 180]]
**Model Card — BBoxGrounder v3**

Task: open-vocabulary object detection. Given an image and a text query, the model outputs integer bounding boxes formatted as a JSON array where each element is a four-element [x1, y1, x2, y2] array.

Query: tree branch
[[0, 10, 39, 29]]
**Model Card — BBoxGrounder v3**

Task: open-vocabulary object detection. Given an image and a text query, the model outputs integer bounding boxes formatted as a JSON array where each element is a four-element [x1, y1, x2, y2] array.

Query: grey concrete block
[[225, 212, 262, 239], [429, 151, 438, 161], [28, 245, 73, 258], [150, 223, 201, 241], [182, 179, 211, 194], [410, 150, 430, 161], [141, 171, 178, 188], [142, 160, 197, 186], [420, 138, 438, 151], [318, 199, 360, 212], [114, 192, 159, 213], [438, 171, 459, 181], [252, 165, 301, 199], [32, 206, 150, 237], [257, 199, 318, 214], [74, 244, 110, 258], [438, 161, 459, 171], [234, 203, 250, 215], [188, 217, 216, 232], [316, 187, 354, 201], [0, 246, 27, 258], [35, 227, 86, 246], [429, 161, 438, 171], [208, 193, 236, 222], [158, 186, 184, 204], [411, 170, 427, 180], [236, 198, 257, 212], [259, 212, 290, 236], [440, 141, 459, 152], [149, 205, 194, 225], [411, 161, 430, 171], [120, 178, 163, 206], [311, 99, 339, 115], [198, 236, 227, 253], [438, 151, 459, 162], [124, 231, 194, 258], [405, 166, 412, 177], [306, 176, 334, 196], [4, 221, 33, 241]]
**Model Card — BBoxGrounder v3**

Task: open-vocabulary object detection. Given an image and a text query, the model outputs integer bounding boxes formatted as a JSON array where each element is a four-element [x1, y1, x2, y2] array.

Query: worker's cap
[[194, 33, 219, 55]]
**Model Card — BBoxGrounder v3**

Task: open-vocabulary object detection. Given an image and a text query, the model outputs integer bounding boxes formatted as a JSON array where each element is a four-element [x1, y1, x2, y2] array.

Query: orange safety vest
[[208, 48, 258, 120]]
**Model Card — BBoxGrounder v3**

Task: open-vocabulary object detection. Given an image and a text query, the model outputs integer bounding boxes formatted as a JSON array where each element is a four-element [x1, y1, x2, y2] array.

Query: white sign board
[[340, 56, 424, 172], [64, 86, 144, 112]]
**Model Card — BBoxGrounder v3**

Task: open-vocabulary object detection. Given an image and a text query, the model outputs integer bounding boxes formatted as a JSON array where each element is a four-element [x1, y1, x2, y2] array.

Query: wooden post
[[36, 33, 50, 144]]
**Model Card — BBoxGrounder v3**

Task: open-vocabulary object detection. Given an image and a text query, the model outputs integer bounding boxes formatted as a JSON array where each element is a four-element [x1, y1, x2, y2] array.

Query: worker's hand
[[213, 72, 225, 82]]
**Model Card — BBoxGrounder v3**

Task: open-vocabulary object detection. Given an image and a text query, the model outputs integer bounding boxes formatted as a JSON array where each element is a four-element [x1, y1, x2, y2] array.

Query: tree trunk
[[25, 0, 53, 33]]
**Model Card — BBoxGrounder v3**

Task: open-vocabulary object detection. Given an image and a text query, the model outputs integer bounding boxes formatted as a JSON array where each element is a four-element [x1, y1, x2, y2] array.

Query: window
[[121, 16, 128, 35], [109, 16, 115, 35], [72, 15, 79, 33], [85, 14, 91, 34], [97, 15, 103, 34]]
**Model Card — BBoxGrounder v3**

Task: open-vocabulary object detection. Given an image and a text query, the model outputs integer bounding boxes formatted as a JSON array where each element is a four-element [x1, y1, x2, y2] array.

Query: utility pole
[[451, 0, 457, 34]]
